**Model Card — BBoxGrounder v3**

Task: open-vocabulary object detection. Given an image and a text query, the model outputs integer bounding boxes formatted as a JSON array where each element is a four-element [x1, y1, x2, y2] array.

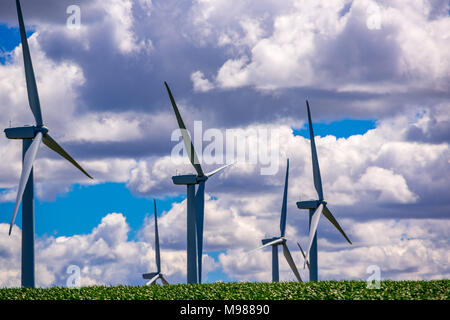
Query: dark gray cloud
[[2, 0, 448, 136], [0, 0, 103, 26], [406, 106, 450, 144], [318, 10, 401, 84]]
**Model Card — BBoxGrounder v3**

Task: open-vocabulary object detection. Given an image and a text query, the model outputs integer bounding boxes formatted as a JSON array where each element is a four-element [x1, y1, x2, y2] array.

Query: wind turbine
[[164, 81, 232, 284], [296, 100, 351, 281], [254, 159, 302, 282], [296, 242, 310, 270], [4, 0, 93, 288], [143, 199, 169, 286]]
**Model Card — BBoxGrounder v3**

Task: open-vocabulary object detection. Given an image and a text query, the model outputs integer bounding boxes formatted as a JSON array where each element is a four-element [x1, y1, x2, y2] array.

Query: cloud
[[192, 0, 450, 93], [0, 212, 192, 287], [103, 0, 153, 54], [405, 103, 450, 144], [127, 110, 449, 216], [216, 56, 250, 89], [0, 224, 21, 287], [2, 0, 448, 135], [191, 70, 214, 92], [0, 27, 170, 199], [217, 218, 450, 282], [355, 166, 418, 204], [317, 218, 450, 280]]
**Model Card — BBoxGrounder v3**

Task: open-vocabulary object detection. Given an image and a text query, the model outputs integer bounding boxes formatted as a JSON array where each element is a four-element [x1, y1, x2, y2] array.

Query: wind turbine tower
[[5, 0, 93, 288], [254, 159, 302, 282], [296, 101, 352, 281], [164, 82, 232, 284], [143, 199, 169, 285]]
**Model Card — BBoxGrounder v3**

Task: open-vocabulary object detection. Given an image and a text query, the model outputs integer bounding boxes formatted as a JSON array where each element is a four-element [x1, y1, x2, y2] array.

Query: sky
[[0, 0, 449, 287]]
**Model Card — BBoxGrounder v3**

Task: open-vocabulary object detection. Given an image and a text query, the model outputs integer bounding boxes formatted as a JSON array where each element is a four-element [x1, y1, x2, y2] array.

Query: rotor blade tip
[[85, 172, 94, 180]]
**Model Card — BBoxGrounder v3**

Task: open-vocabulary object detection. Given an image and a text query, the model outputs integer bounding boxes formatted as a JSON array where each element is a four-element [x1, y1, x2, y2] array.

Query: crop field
[[0, 280, 448, 300]]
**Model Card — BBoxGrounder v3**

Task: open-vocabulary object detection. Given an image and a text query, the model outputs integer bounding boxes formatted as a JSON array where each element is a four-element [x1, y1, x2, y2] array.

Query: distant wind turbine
[[4, 0, 93, 288], [253, 159, 302, 282], [143, 199, 169, 286], [296, 101, 352, 281], [164, 82, 233, 284]]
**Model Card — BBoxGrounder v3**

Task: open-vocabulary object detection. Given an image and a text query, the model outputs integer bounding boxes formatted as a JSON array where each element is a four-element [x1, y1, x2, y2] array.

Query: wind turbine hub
[[196, 175, 208, 183], [35, 126, 49, 135]]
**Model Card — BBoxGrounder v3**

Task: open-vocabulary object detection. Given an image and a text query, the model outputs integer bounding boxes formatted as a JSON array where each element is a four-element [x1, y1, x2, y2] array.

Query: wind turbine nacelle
[[261, 236, 284, 246], [4, 126, 48, 140], [4, 126, 36, 139], [296, 200, 322, 210], [142, 272, 159, 279], [262, 237, 278, 245], [172, 174, 198, 185]]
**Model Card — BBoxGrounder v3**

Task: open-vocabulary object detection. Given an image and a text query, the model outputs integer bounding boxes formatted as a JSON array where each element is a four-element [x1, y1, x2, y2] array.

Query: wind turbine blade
[[164, 82, 204, 177], [195, 181, 205, 283], [160, 275, 169, 286], [282, 242, 302, 282], [154, 199, 161, 273], [205, 162, 234, 178], [16, 0, 43, 126], [297, 242, 310, 269], [280, 159, 289, 237], [304, 203, 323, 264], [323, 205, 352, 245], [249, 238, 284, 253], [146, 274, 159, 286], [306, 101, 323, 201], [42, 133, 93, 179], [9, 132, 42, 235]]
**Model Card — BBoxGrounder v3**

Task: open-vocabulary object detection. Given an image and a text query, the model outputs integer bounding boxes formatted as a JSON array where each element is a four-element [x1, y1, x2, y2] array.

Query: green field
[[0, 280, 448, 300]]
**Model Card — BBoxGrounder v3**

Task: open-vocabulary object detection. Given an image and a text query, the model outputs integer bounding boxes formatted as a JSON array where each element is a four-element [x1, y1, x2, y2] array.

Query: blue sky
[[0, 0, 449, 287], [292, 119, 376, 139], [0, 183, 184, 238], [0, 23, 33, 63]]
